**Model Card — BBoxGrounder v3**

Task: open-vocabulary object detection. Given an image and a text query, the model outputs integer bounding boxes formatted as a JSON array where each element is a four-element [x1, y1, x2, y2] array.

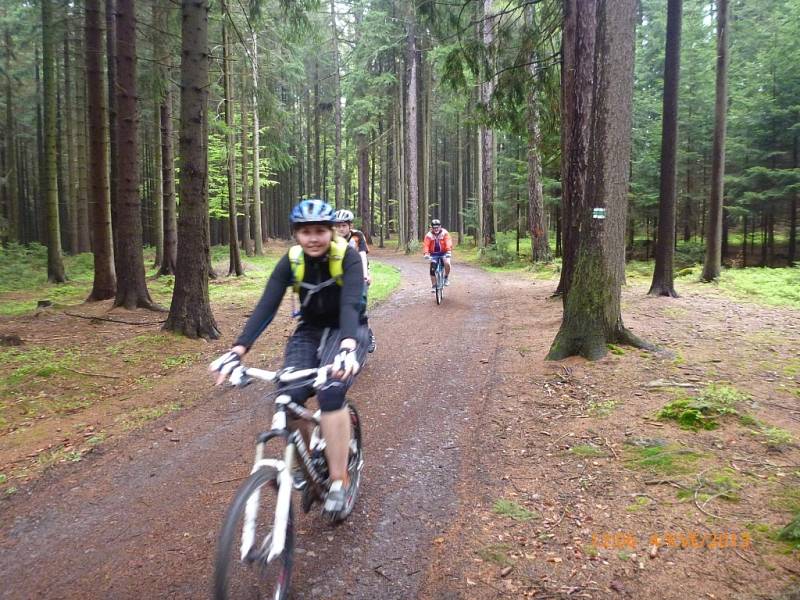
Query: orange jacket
[[423, 228, 453, 255]]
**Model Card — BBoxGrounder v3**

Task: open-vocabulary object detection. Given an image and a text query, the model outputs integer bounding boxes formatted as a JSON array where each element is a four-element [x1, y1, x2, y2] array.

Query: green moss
[[477, 544, 513, 566], [658, 384, 748, 430], [492, 499, 539, 521], [570, 444, 605, 457], [623, 443, 702, 475]]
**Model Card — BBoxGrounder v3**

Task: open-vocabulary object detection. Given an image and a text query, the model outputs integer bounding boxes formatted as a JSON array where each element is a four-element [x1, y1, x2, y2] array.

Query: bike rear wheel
[[214, 466, 294, 600]]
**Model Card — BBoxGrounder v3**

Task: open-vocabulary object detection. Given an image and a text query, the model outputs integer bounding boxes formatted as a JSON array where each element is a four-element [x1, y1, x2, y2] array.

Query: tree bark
[[556, 0, 594, 296], [330, 0, 342, 207], [158, 87, 178, 275], [649, 0, 682, 297], [85, 0, 116, 300], [4, 28, 19, 243], [74, 21, 91, 252], [106, 0, 118, 258], [526, 2, 551, 263], [222, 10, 243, 276], [701, 0, 730, 282], [404, 5, 419, 246], [42, 0, 66, 282], [548, 0, 651, 361], [241, 70, 252, 256], [480, 0, 495, 248], [113, 0, 157, 309], [164, 0, 219, 339], [64, 21, 79, 254], [251, 30, 264, 254]]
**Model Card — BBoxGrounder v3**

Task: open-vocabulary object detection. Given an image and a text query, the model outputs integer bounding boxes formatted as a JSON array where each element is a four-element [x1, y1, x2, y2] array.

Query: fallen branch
[[64, 311, 167, 325], [63, 367, 122, 379]]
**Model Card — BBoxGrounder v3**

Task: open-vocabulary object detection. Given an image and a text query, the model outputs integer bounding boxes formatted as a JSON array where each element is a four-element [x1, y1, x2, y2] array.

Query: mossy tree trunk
[[548, 0, 651, 361]]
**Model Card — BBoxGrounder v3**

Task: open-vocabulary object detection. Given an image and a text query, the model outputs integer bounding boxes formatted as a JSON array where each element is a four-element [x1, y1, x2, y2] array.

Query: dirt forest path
[[0, 252, 507, 599]]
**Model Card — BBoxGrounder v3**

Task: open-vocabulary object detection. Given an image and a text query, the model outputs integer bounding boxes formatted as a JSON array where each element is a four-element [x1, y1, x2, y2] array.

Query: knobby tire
[[214, 466, 294, 600]]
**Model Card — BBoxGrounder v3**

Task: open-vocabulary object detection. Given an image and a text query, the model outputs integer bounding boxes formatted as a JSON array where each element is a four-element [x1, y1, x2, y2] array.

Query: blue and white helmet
[[333, 209, 355, 223], [290, 199, 334, 227]]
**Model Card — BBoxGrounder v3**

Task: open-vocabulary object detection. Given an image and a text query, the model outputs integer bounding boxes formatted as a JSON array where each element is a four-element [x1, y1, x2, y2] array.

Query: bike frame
[[231, 367, 331, 564]]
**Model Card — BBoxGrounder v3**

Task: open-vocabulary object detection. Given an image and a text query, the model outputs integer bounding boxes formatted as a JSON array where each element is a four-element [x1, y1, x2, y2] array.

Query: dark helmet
[[431, 219, 441, 227], [290, 199, 334, 227]]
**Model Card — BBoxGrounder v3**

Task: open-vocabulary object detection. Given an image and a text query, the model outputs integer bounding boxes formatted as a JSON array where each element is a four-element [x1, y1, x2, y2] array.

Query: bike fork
[[239, 443, 295, 563]]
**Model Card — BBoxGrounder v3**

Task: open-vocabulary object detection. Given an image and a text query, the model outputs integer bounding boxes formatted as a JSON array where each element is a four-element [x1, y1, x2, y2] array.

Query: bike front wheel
[[435, 270, 444, 305], [331, 404, 365, 523], [214, 466, 294, 600]]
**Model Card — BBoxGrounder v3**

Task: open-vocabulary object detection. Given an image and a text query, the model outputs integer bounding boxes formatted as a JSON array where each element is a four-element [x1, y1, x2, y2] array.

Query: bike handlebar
[[229, 365, 330, 389]]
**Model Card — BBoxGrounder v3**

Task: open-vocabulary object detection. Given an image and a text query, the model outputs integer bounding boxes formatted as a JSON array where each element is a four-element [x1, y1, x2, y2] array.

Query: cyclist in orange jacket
[[423, 219, 453, 292]]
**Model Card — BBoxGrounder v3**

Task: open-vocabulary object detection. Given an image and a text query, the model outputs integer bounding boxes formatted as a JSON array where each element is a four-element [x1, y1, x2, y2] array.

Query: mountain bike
[[430, 255, 446, 305], [213, 365, 364, 600]]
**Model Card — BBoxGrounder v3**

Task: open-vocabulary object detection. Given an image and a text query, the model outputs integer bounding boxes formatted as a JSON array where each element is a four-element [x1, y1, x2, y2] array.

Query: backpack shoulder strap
[[328, 236, 348, 285], [288, 245, 304, 293]]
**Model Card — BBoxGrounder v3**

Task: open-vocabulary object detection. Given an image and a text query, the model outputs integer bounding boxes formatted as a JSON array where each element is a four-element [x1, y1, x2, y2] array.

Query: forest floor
[[0, 249, 799, 599]]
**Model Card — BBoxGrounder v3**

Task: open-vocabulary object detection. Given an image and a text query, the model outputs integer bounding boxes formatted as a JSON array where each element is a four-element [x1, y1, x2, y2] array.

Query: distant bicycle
[[213, 364, 363, 600], [429, 255, 446, 305]]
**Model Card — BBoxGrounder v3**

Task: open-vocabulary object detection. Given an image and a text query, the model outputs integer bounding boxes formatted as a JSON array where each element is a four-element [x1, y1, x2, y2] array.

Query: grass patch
[[367, 261, 401, 306], [477, 543, 513, 566], [570, 444, 605, 457], [623, 443, 702, 475], [587, 399, 619, 418], [492, 499, 538, 521], [657, 384, 748, 430], [161, 353, 199, 369], [778, 515, 800, 549], [607, 344, 625, 356], [625, 496, 651, 512], [740, 415, 795, 449], [118, 402, 182, 431]]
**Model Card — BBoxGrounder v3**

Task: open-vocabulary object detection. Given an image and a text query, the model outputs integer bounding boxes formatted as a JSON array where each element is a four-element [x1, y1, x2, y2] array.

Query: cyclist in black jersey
[[211, 199, 369, 519]]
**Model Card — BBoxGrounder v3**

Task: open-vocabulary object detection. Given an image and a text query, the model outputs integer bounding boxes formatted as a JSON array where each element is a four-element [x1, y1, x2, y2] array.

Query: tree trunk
[[357, 135, 369, 230], [4, 28, 19, 242], [404, 5, 419, 246], [150, 0, 167, 268], [330, 0, 342, 207], [85, 0, 116, 300], [251, 30, 264, 254], [222, 12, 243, 276], [701, 0, 729, 282], [480, 0, 495, 248], [526, 4, 551, 263], [164, 0, 219, 339], [241, 71, 252, 256], [649, 0, 682, 297], [74, 22, 91, 253], [64, 21, 80, 254], [556, 0, 594, 297], [42, 0, 66, 282], [157, 87, 177, 275], [548, 0, 650, 361], [113, 0, 157, 309], [106, 0, 118, 258], [457, 117, 464, 245]]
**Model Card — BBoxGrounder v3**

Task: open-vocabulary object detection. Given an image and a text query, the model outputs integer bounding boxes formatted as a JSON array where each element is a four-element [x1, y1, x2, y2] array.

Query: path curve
[[0, 251, 503, 600]]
